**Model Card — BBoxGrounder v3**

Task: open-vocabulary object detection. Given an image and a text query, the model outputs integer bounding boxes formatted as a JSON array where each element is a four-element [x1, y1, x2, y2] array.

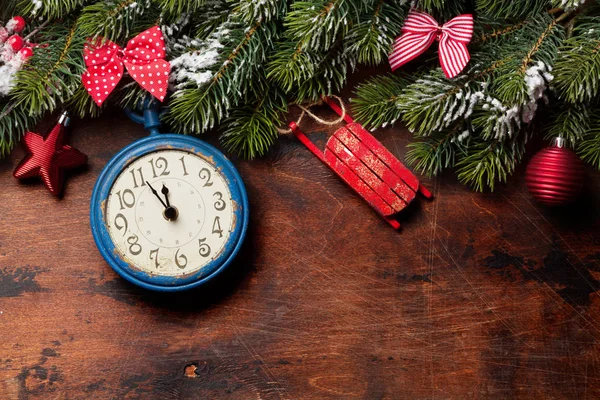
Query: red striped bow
[[389, 11, 473, 79], [82, 26, 171, 106]]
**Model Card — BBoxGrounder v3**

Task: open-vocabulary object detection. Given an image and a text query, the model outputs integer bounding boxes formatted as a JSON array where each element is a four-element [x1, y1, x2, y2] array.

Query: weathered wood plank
[[0, 103, 599, 399]]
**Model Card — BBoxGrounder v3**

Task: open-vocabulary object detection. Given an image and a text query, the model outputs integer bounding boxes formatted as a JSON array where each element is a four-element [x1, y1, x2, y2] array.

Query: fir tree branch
[[0, 100, 38, 156], [285, 0, 372, 52], [11, 20, 85, 116], [406, 122, 467, 176], [456, 137, 526, 192], [344, 0, 405, 66], [159, 0, 206, 16], [78, 0, 159, 41], [23, 20, 50, 41], [166, 21, 277, 134], [18, 0, 92, 19], [234, 0, 286, 24], [553, 16, 600, 103], [545, 102, 589, 147], [221, 85, 288, 159], [351, 73, 408, 130], [476, 0, 551, 19], [578, 116, 600, 169], [475, 21, 528, 44], [491, 13, 564, 104]]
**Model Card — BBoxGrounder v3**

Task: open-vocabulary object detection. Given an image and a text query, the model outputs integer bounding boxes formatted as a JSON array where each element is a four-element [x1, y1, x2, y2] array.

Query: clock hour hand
[[146, 181, 168, 209], [161, 184, 171, 207]]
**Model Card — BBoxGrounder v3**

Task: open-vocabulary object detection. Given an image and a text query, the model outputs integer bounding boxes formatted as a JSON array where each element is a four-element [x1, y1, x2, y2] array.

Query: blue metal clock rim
[[90, 133, 249, 292]]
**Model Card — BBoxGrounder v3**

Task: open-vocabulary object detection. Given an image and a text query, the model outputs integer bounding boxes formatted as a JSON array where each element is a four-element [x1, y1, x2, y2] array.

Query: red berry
[[19, 46, 33, 60], [8, 16, 26, 33], [7, 35, 23, 51]]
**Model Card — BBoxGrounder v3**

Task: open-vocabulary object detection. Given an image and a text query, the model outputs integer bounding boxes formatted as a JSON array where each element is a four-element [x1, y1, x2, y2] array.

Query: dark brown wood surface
[[0, 102, 599, 399]]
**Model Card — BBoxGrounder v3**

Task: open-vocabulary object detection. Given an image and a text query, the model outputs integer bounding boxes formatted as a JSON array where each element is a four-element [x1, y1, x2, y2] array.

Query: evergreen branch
[[475, 21, 528, 44], [268, 37, 350, 103], [78, 0, 159, 41], [491, 13, 564, 104], [578, 117, 600, 169], [414, 0, 470, 19], [11, 20, 85, 116], [158, 0, 206, 16], [166, 21, 277, 134], [405, 122, 467, 176], [221, 85, 288, 158], [476, 0, 550, 19], [520, 18, 558, 73], [0, 100, 38, 156], [191, 1, 230, 39], [0, 0, 19, 20], [234, 0, 286, 24], [344, 0, 405, 65], [66, 84, 104, 118], [544, 102, 589, 147], [23, 20, 50, 41], [456, 137, 526, 192], [294, 43, 350, 102], [553, 16, 600, 103], [397, 67, 495, 137], [267, 41, 318, 93], [351, 73, 408, 130], [551, 0, 586, 11], [17, 0, 91, 18], [285, 0, 373, 52]]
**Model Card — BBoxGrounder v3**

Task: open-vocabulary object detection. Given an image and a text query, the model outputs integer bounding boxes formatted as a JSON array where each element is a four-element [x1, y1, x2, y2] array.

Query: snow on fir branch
[[169, 24, 230, 89]]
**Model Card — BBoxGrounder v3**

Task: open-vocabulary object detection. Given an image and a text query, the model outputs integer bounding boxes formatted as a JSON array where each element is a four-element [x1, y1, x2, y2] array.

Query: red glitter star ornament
[[13, 112, 87, 196]]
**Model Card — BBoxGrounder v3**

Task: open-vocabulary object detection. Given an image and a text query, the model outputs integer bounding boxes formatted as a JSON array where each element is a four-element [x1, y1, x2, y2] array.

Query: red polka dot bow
[[82, 26, 171, 106], [389, 10, 473, 79]]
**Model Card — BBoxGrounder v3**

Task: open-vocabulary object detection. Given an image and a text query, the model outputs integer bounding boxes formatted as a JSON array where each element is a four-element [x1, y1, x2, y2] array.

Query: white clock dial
[[105, 149, 234, 277]]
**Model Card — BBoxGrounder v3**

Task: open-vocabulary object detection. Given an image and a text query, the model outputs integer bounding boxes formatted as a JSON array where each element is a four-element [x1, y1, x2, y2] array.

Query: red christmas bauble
[[525, 138, 585, 206], [7, 34, 23, 51]]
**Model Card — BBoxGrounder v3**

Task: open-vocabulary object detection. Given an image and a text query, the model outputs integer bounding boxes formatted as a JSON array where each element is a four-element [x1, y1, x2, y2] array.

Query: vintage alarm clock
[[90, 105, 249, 291]]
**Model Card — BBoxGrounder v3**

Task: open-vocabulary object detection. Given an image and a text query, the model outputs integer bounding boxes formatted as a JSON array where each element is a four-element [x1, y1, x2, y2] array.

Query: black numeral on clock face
[[179, 156, 189, 176], [148, 157, 170, 178], [127, 234, 142, 255], [175, 249, 188, 269], [199, 168, 213, 187], [149, 248, 160, 268], [213, 192, 226, 211], [129, 167, 146, 188], [114, 213, 128, 236], [116, 189, 135, 210], [198, 238, 211, 257], [212, 216, 223, 238]]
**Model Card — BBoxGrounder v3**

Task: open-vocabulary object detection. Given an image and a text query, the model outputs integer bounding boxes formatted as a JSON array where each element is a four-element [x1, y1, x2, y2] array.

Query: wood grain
[[0, 103, 599, 399]]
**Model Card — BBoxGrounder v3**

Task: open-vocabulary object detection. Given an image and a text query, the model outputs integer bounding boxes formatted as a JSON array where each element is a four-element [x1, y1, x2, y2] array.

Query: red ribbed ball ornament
[[525, 137, 585, 206]]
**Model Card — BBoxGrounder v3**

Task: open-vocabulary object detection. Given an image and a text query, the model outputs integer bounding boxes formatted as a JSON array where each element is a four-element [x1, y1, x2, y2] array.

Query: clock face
[[105, 149, 235, 277]]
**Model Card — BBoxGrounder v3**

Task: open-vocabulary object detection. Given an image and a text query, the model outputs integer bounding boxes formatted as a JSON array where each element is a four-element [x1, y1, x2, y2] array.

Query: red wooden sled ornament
[[289, 97, 432, 229]]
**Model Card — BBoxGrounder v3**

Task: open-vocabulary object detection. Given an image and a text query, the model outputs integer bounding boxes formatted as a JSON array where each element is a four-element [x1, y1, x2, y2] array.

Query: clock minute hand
[[146, 181, 168, 209]]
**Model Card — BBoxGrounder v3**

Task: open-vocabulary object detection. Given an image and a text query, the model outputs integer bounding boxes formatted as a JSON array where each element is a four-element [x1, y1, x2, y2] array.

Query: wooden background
[[0, 98, 599, 399]]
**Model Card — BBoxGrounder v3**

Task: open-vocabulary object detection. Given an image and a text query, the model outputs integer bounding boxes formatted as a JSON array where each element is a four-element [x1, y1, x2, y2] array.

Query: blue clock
[[90, 106, 249, 292]]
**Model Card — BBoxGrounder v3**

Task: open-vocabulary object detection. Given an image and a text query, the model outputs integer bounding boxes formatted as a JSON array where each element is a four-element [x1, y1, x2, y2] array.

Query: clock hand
[[146, 181, 168, 209], [161, 184, 171, 207]]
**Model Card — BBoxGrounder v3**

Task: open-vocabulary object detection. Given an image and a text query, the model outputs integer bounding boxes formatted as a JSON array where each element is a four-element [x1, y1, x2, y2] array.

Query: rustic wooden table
[[0, 103, 599, 399]]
